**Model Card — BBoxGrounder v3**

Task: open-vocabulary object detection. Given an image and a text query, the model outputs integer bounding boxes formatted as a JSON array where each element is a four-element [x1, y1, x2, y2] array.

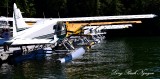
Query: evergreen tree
[[0, 0, 11, 16], [0, 0, 160, 17], [14, 0, 36, 17]]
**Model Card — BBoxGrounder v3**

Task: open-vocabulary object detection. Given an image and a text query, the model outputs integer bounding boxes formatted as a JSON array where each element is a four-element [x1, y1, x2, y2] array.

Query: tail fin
[[13, 3, 29, 37]]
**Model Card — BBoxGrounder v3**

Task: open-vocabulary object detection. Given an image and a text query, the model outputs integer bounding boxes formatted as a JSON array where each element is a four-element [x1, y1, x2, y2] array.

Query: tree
[[38, 0, 67, 18], [0, 0, 11, 16], [14, 0, 36, 17]]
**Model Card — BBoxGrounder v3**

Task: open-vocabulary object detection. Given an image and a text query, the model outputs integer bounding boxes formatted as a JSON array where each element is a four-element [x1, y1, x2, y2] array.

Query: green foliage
[[98, 0, 125, 15], [14, 0, 36, 17], [0, 0, 160, 35], [0, 0, 12, 16], [0, 0, 160, 17]]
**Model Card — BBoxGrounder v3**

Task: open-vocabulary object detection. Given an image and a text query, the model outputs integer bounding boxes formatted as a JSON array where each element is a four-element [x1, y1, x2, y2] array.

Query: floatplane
[[0, 3, 156, 65]]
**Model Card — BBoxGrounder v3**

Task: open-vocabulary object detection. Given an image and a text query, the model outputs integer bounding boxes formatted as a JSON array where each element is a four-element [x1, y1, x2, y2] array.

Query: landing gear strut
[[3, 43, 9, 52], [0, 58, 2, 64]]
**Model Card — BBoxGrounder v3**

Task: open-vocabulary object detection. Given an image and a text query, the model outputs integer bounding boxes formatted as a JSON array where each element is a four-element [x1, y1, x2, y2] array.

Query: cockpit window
[[0, 21, 8, 26], [53, 25, 57, 30]]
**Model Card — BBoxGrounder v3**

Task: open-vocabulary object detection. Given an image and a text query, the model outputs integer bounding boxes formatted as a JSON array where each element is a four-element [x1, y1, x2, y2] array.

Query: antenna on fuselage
[[43, 12, 45, 24], [43, 12, 45, 19], [58, 11, 60, 18]]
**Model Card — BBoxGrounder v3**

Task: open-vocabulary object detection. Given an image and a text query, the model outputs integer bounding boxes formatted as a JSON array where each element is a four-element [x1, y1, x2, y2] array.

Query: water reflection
[[0, 64, 13, 79], [0, 37, 160, 79], [124, 37, 160, 78], [0, 60, 67, 79], [65, 39, 133, 79]]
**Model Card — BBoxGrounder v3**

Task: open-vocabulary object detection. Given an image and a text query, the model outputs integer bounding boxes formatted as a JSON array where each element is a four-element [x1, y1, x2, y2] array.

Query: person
[[1, 28, 11, 51], [0, 29, 5, 38], [1, 29, 10, 40]]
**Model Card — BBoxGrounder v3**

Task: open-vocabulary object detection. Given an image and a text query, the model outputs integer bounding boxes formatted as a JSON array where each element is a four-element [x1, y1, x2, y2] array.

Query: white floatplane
[[0, 3, 157, 64]]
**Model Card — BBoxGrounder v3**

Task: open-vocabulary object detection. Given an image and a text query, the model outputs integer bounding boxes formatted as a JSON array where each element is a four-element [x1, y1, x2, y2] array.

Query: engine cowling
[[53, 22, 67, 39]]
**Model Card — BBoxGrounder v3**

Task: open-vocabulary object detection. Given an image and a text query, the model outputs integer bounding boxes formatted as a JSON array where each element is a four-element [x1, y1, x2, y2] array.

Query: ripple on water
[[0, 37, 160, 79]]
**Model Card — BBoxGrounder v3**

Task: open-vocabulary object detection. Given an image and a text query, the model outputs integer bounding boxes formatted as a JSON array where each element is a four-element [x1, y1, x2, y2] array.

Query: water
[[0, 37, 160, 79]]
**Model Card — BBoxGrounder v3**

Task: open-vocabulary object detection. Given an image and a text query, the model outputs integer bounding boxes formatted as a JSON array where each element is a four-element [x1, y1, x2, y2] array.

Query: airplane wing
[[4, 14, 156, 22], [6, 3, 156, 47], [1, 13, 156, 22], [57, 14, 156, 22]]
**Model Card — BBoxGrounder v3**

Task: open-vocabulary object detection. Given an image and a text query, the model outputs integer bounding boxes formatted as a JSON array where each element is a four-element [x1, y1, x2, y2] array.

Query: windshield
[[0, 21, 9, 26]]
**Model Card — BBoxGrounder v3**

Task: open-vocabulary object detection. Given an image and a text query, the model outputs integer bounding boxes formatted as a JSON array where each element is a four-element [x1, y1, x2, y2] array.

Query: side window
[[62, 23, 66, 30], [53, 25, 57, 30]]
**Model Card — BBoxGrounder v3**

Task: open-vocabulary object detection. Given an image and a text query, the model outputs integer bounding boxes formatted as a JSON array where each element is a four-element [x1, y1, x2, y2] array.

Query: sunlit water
[[0, 37, 160, 79]]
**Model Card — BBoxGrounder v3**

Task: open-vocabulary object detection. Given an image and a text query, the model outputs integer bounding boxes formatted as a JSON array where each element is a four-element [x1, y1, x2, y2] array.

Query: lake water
[[0, 37, 160, 79]]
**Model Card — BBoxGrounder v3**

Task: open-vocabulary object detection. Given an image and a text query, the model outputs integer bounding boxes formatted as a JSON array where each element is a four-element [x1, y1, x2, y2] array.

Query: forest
[[0, 0, 160, 36]]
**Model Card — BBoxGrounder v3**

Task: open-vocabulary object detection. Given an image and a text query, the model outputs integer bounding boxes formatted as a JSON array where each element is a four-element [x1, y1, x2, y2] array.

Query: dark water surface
[[0, 37, 160, 79]]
